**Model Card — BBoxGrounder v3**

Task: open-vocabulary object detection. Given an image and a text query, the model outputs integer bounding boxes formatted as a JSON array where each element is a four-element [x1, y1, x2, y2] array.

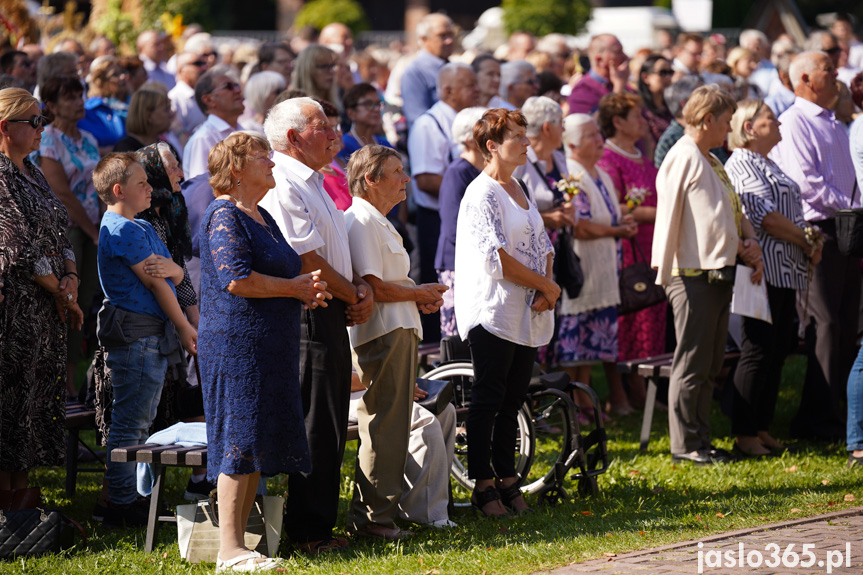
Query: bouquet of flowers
[[625, 187, 649, 213], [555, 172, 582, 202]]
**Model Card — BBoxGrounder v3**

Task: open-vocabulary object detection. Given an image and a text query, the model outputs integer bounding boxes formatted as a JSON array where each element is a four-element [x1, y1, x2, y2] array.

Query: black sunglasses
[[825, 46, 842, 55], [655, 69, 674, 77], [6, 115, 49, 129]]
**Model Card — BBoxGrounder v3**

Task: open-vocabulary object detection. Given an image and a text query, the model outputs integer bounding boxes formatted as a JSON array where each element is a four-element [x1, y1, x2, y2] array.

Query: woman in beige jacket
[[652, 85, 763, 465]]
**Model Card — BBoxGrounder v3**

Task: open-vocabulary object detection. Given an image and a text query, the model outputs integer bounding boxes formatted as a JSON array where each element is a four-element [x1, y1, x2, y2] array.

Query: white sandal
[[215, 551, 283, 572]]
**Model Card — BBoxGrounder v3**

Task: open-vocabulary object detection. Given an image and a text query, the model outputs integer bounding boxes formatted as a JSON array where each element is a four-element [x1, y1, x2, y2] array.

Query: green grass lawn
[[5, 356, 861, 574]]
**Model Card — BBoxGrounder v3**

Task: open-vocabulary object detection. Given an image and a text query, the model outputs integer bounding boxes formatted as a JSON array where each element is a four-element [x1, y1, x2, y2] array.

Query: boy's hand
[[180, 324, 198, 356], [144, 255, 183, 281]]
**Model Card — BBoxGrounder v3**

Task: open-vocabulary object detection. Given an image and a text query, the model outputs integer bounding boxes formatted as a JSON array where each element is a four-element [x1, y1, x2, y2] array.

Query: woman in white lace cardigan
[[558, 114, 637, 420]]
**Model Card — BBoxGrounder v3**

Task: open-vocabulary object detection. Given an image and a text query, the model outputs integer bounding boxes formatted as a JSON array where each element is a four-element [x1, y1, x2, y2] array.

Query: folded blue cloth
[[137, 422, 206, 496]]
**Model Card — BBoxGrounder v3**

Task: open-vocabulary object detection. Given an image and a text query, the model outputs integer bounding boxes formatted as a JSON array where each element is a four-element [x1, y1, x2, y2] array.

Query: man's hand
[[413, 383, 428, 402], [346, 284, 373, 326]]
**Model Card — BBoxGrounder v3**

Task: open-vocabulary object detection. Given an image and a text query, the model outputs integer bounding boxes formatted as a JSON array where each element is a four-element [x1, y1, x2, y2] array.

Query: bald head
[[587, 34, 624, 81], [437, 62, 479, 111], [319, 22, 354, 56], [137, 30, 166, 63], [417, 13, 455, 60]]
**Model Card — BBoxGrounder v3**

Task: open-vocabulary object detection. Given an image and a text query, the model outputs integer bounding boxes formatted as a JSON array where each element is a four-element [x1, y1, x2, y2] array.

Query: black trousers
[[466, 325, 537, 481], [416, 205, 441, 343], [732, 284, 797, 436], [792, 234, 861, 439], [284, 299, 351, 543]]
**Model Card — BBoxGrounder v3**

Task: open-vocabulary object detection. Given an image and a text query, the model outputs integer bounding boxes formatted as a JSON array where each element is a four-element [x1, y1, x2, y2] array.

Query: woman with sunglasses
[[637, 55, 674, 162], [0, 88, 84, 495], [32, 75, 102, 400], [79, 56, 132, 153], [290, 45, 339, 110]]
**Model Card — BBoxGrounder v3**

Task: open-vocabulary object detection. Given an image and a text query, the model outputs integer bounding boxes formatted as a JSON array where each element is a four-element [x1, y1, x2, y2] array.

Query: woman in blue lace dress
[[199, 131, 331, 571]]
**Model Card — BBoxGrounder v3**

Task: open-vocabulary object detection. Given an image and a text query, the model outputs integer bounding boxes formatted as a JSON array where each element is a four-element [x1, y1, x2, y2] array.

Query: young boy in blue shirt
[[94, 152, 197, 526]]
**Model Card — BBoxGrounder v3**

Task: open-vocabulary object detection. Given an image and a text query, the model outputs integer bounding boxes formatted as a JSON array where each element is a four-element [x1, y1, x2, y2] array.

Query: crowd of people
[[2, 9, 863, 570]]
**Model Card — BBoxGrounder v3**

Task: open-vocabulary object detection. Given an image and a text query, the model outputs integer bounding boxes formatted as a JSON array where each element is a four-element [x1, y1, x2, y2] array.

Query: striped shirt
[[726, 148, 808, 290], [769, 97, 857, 222]]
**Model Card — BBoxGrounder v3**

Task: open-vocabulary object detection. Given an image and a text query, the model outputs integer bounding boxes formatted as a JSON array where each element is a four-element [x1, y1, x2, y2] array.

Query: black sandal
[[470, 485, 508, 518], [497, 482, 533, 515]]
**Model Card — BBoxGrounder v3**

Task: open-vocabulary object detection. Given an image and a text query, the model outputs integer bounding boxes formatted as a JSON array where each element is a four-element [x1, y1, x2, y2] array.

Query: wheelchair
[[423, 341, 609, 506]]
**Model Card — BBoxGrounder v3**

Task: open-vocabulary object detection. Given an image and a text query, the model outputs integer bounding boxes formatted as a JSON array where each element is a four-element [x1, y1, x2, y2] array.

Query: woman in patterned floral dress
[[0, 88, 83, 489]]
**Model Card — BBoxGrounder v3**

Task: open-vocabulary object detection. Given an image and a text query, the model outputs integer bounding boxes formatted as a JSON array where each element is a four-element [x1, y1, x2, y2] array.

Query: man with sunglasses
[[169, 52, 208, 147], [182, 69, 246, 180], [567, 34, 629, 116]]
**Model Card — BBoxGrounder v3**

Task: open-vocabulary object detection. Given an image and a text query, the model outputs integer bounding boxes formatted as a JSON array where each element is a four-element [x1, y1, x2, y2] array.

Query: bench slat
[[184, 449, 207, 467], [160, 446, 204, 465], [110, 443, 160, 463]]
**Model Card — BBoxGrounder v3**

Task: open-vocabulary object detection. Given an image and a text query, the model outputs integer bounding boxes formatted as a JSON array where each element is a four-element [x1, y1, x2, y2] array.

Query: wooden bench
[[617, 350, 739, 451], [65, 401, 104, 497], [111, 422, 361, 552]]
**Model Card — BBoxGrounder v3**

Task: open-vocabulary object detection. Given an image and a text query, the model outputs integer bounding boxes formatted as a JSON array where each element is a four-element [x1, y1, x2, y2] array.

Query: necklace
[[226, 195, 278, 243], [605, 139, 642, 160], [350, 125, 374, 147]]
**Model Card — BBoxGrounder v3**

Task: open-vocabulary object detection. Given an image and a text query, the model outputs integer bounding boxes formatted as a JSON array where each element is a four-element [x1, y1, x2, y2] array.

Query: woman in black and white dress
[[725, 98, 822, 457]]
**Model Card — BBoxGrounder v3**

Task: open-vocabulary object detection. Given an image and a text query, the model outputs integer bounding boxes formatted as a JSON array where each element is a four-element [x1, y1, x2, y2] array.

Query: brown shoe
[[352, 524, 414, 540]]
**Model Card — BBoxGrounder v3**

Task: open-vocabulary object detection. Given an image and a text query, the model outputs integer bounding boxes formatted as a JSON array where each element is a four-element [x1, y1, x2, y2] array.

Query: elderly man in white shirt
[[259, 97, 374, 553], [182, 68, 246, 180], [168, 52, 207, 147], [407, 62, 480, 343]]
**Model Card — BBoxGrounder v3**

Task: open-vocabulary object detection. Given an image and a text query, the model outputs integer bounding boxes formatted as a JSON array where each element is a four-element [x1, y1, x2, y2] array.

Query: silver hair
[[244, 71, 287, 115], [562, 113, 595, 148], [184, 33, 215, 55], [804, 31, 837, 52], [436, 62, 473, 97], [664, 75, 705, 119], [500, 60, 536, 97], [264, 96, 323, 151], [416, 13, 452, 42], [522, 96, 562, 138], [739, 29, 769, 51], [789, 50, 828, 90], [451, 106, 487, 153]]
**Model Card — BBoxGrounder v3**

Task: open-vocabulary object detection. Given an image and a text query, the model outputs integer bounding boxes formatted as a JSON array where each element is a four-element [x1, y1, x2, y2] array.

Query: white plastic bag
[[730, 265, 772, 324]]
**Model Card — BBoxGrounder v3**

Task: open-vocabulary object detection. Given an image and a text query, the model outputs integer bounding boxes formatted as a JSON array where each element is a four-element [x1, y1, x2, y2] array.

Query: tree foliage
[[501, 0, 592, 38], [294, 0, 369, 35], [93, 0, 210, 49]]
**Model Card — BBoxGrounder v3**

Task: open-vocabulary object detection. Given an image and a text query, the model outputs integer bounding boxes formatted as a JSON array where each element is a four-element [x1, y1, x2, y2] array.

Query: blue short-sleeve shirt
[[98, 210, 175, 319]]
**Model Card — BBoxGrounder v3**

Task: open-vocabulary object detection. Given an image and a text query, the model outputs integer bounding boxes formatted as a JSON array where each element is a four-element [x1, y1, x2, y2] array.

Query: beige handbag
[[176, 493, 284, 563]]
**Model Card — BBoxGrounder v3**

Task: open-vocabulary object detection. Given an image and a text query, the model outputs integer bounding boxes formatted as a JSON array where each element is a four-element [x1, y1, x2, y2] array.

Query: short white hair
[[416, 13, 453, 42], [184, 33, 215, 55], [264, 97, 323, 151], [804, 31, 836, 52], [244, 71, 286, 115], [451, 106, 487, 152], [739, 29, 768, 51], [522, 96, 562, 138], [562, 113, 595, 148], [437, 62, 473, 96], [500, 60, 535, 97], [789, 50, 827, 90]]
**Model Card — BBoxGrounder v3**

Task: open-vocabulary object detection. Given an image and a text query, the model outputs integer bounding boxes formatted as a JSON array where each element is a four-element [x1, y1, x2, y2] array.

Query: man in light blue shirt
[[400, 13, 454, 129]]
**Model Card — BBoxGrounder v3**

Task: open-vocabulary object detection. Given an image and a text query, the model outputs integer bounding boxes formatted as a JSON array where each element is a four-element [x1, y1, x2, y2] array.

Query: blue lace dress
[[198, 200, 311, 480]]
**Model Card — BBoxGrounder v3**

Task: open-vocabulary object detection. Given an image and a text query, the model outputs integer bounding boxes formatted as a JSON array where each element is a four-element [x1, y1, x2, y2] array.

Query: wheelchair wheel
[[521, 389, 576, 496], [423, 362, 535, 504]]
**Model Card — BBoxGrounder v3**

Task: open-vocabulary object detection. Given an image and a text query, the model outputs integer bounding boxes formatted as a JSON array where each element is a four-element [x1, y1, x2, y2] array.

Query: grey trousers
[[665, 275, 732, 454], [349, 328, 417, 530]]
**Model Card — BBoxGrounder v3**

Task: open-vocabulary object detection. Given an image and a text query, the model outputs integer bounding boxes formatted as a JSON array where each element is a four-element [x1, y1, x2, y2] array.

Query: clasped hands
[[739, 238, 764, 284]]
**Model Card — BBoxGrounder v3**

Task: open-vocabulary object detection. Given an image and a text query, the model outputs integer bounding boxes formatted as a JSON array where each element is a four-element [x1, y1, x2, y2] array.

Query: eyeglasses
[[6, 115, 49, 129], [202, 51, 218, 59], [214, 80, 241, 93], [518, 77, 540, 86], [316, 63, 337, 71], [192, 60, 206, 67], [355, 100, 383, 110], [654, 69, 674, 78], [825, 46, 842, 55]]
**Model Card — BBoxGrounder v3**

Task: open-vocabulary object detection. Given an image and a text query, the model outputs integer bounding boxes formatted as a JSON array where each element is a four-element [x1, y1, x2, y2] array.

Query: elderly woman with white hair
[[243, 71, 287, 134], [558, 113, 637, 421], [435, 105, 487, 337], [652, 85, 763, 465], [344, 144, 447, 538], [499, 60, 539, 110]]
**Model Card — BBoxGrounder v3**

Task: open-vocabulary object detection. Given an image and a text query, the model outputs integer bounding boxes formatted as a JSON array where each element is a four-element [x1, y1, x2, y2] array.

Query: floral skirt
[[438, 270, 458, 338], [556, 306, 619, 366]]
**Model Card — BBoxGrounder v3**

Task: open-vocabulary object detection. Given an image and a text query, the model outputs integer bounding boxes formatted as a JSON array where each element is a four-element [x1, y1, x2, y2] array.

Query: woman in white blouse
[[454, 108, 560, 517], [343, 145, 448, 539], [726, 99, 821, 457]]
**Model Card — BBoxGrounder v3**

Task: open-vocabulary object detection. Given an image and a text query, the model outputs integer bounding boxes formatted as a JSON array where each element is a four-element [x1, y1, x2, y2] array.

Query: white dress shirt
[[182, 114, 243, 180], [168, 80, 206, 143], [344, 197, 422, 347], [142, 55, 176, 90], [407, 100, 459, 211], [259, 151, 353, 280]]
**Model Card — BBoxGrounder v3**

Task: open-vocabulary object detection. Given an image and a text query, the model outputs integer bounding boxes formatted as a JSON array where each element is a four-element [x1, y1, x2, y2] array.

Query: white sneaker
[[427, 519, 457, 528]]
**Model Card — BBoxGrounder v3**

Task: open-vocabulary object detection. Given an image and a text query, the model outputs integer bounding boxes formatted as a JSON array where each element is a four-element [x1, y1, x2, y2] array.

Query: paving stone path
[[541, 507, 863, 575]]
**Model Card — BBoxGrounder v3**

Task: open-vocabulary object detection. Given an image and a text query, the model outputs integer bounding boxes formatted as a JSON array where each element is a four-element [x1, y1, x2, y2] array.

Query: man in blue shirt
[[400, 13, 454, 129]]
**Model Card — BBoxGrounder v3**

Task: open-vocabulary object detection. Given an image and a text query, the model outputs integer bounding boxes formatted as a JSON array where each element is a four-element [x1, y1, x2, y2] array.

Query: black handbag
[[0, 508, 82, 558], [618, 239, 666, 315], [554, 226, 584, 299], [415, 377, 454, 415], [836, 181, 863, 256]]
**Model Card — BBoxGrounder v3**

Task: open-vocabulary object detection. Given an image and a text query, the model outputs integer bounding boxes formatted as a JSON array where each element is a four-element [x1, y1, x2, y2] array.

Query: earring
[[236, 180, 242, 187]]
